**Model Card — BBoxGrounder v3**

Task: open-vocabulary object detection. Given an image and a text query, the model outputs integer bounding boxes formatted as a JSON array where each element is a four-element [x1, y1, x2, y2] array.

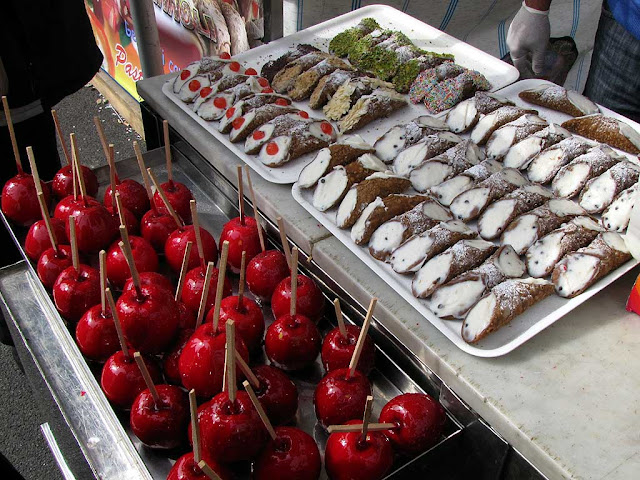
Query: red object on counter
[[123, 271, 174, 297], [104, 178, 150, 218], [162, 328, 194, 385], [24, 218, 67, 260], [165, 225, 218, 272], [106, 204, 139, 236], [219, 216, 262, 274], [245, 250, 290, 302], [271, 275, 325, 323], [166, 452, 231, 480], [264, 313, 321, 371], [1, 173, 51, 226], [53, 264, 101, 323], [101, 351, 162, 410], [52, 165, 98, 199], [314, 368, 372, 429], [215, 295, 264, 352], [106, 236, 159, 289], [37, 245, 73, 290], [252, 365, 298, 426], [181, 265, 232, 314], [65, 201, 117, 253], [154, 181, 194, 223], [140, 208, 179, 251], [75, 305, 119, 363], [254, 426, 321, 480], [321, 325, 375, 375]]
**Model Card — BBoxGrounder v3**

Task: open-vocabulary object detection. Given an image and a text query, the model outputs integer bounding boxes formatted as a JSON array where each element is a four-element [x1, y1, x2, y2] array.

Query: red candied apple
[[25, 217, 67, 260], [167, 452, 231, 480], [177, 301, 196, 330], [140, 208, 179, 251], [106, 236, 159, 288], [52, 165, 98, 199], [378, 393, 446, 455], [197, 390, 269, 463], [163, 328, 194, 385], [264, 314, 321, 371], [117, 284, 180, 354], [314, 368, 372, 429], [106, 204, 139, 235], [123, 271, 174, 297], [321, 325, 375, 375], [165, 225, 218, 272], [154, 181, 194, 223], [181, 265, 232, 314], [104, 178, 149, 218], [53, 264, 101, 322], [325, 419, 394, 480], [246, 250, 290, 302], [271, 275, 325, 323], [101, 351, 162, 409], [214, 295, 264, 351], [66, 202, 117, 253], [130, 384, 189, 449], [1, 172, 51, 226], [75, 305, 119, 362], [53, 195, 99, 222], [254, 426, 321, 480], [219, 216, 262, 273], [252, 365, 298, 426], [37, 245, 73, 289]]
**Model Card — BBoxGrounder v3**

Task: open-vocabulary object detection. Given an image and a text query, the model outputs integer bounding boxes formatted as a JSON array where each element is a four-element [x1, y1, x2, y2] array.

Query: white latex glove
[[507, 1, 551, 76]]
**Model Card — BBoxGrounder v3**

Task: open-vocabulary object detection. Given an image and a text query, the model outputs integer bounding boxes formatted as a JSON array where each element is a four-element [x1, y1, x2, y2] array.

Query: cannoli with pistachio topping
[[348, 30, 414, 80], [245, 112, 313, 154], [392, 132, 462, 177], [195, 76, 267, 121], [288, 57, 353, 101], [601, 184, 638, 232], [219, 94, 291, 133], [429, 245, 526, 319], [552, 232, 631, 298], [578, 161, 640, 213], [338, 88, 407, 134], [526, 137, 593, 184], [309, 70, 363, 109], [260, 44, 320, 83], [430, 159, 502, 207], [412, 239, 496, 298], [446, 91, 514, 133], [461, 278, 554, 344], [485, 115, 548, 160], [228, 104, 299, 142], [500, 199, 586, 255], [503, 124, 571, 169], [258, 120, 337, 167], [562, 114, 640, 155], [368, 198, 451, 260], [329, 18, 380, 57], [519, 84, 599, 117], [470, 106, 537, 145], [324, 77, 395, 121], [272, 51, 332, 94], [525, 216, 603, 278], [374, 115, 449, 163]]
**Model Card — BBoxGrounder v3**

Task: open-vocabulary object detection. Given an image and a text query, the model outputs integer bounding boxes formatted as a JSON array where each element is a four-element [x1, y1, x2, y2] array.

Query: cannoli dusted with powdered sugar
[[219, 94, 292, 133], [288, 57, 354, 101], [392, 132, 462, 177], [259, 120, 337, 167], [470, 106, 537, 145], [312, 153, 387, 211], [374, 116, 449, 163], [461, 278, 554, 344], [177, 74, 213, 103], [446, 91, 515, 133], [526, 137, 593, 184], [246, 112, 312, 154], [324, 77, 395, 121], [260, 44, 320, 83], [578, 161, 640, 213], [551, 145, 624, 198], [503, 124, 571, 169], [485, 114, 548, 160], [477, 185, 552, 240], [338, 88, 407, 134], [409, 140, 484, 193], [430, 159, 502, 207], [553, 232, 631, 298], [368, 199, 452, 260], [501, 199, 586, 254], [429, 245, 525, 319], [309, 70, 362, 109], [172, 56, 239, 94], [388, 221, 476, 274], [519, 84, 599, 117], [195, 77, 267, 121], [562, 114, 640, 155], [336, 173, 411, 228], [412, 239, 496, 298], [272, 52, 332, 93], [526, 216, 603, 278], [228, 104, 299, 142], [601, 184, 638, 232], [449, 168, 529, 222]]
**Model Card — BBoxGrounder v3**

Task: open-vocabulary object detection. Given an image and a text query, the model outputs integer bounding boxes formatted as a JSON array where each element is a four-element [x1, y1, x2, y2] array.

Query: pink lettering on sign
[[114, 44, 144, 82]]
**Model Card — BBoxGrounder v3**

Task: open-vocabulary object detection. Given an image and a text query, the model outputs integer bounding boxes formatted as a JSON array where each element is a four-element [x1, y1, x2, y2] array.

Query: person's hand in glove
[[507, 0, 552, 76]]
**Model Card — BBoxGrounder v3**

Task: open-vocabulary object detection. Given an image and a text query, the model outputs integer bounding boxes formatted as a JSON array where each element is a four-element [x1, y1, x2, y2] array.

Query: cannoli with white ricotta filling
[[430, 159, 502, 207], [259, 120, 337, 167], [218, 94, 291, 133], [485, 114, 548, 160], [260, 44, 321, 83], [228, 104, 299, 142], [445, 91, 514, 133], [526, 137, 593, 184], [178, 74, 213, 103], [195, 77, 266, 121], [172, 57, 238, 93], [578, 161, 640, 213], [519, 84, 599, 117], [562, 114, 640, 155], [392, 132, 462, 177], [245, 112, 312, 154], [601, 184, 638, 232], [374, 116, 449, 163], [503, 124, 571, 169], [338, 88, 407, 134], [470, 106, 537, 145]]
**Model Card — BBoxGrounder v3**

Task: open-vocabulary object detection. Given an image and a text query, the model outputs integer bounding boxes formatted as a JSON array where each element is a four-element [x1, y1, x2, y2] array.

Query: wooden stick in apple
[[235, 351, 260, 389], [105, 287, 131, 360], [225, 319, 237, 403], [107, 145, 117, 209], [51, 109, 72, 166], [190, 200, 206, 269], [195, 261, 215, 329], [163, 120, 173, 185], [37, 192, 58, 254], [276, 217, 292, 269], [211, 241, 230, 332], [327, 422, 395, 433], [361, 395, 373, 441], [237, 251, 246, 310], [290, 247, 299, 317], [243, 380, 277, 441], [115, 193, 128, 232], [133, 351, 161, 406], [1, 96, 22, 173], [334, 298, 347, 338], [189, 389, 202, 463], [244, 166, 265, 252], [100, 250, 107, 315], [134, 141, 154, 208], [93, 116, 110, 163], [349, 297, 377, 378], [26, 146, 42, 196], [236, 165, 245, 225], [70, 133, 89, 206], [118, 232, 141, 298], [147, 168, 183, 228], [197, 461, 222, 480], [69, 217, 80, 272], [175, 241, 193, 302]]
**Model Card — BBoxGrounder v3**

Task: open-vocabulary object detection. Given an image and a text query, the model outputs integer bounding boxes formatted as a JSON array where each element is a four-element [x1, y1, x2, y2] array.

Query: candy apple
[[264, 314, 321, 371], [177, 301, 196, 330], [24, 217, 67, 260], [53, 264, 101, 323], [75, 305, 119, 362], [166, 452, 232, 480], [245, 250, 289, 302], [106, 235, 159, 288], [140, 208, 179, 251], [214, 295, 264, 351], [321, 325, 375, 375], [1, 172, 51, 226], [123, 271, 174, 297], [53, 195, 99, 222], [252, 365, 298, 426], [219, 216, 262, 273], [106, 204, 139, 235], [254, 426, 321, 480], [37, 245, 73, 289], [52, 165, 98, 199], [66, 201, 117, 253], [162, 328, 194, 385], [314, 368, 372, 429], [165, 225, 218, 272], [154, 180, 194, 223], [100, 351, 162, 409], [104, 178, 149, 218], [271, 275, 325, 323], [181, 265, 232, 314]]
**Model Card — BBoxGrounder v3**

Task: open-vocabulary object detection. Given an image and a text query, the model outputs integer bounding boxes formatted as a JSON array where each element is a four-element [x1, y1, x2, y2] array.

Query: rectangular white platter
[[292, 78, 640, 357], [162, 4, 519, 184]]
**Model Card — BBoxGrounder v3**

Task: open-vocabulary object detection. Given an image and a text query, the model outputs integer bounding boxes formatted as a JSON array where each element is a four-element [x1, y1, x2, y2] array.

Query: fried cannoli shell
[[412, 239, 496, 298], [324, 77, 394, 121], [388, 220, 477, 274], [429, 245, 525, 319], [172, 57, 232, 94], [228, 104, 299, 142], [601, 184, 638, 232], [449, 168, 529, 222], [245, 112, 311, 154], [445, 91, 514, 133], [461, 278, 554, 344], [503, 124, 571, 169], [471, 106, 537, 145], [338, 89, 407, 134], [178, 74, 213, 103], [477, 185, 552, 240], [374, 115, 449, 163], [369, 198, 452, 260], [578, 161, 640, 213], [525, 216, 603, 278], [501, 198, 586, 255], [259, 121, 337, 167], [219, 94, 291, 133], [485, 114, 548, 160], [219, 2, 250, 55], [288, 57, 353, 101], [260, 44, 320, 83], [562, 114, 640, 155], [552, 232, 631, 298], [430, 159, 502, 207], [195, 77, 265, 121], [393, 132, 462, 177], [519, 84, 599, 117], [526, 137, 593, 184], [194, 0, 231, 55], [309, 70, 362, 109], [336, 173, 411, 228], [272, 52, 332, 93]]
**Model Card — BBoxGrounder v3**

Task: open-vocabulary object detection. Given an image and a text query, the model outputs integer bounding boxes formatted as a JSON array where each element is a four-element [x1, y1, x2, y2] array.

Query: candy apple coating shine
[[53, 264, 101, 323], [1, 172, 51, 226], [106, 204, 139, 235], [52, 165, 98, 199], [166, 452, 231, 480], [104, 178, 149, 218], [123, 271, 174, 297], [24, 218, 67, 260], [321, 325, 375, 374], [106, 236, 159, 288], [53, 195, 99, 222], [162, 328, 194, 385], [245, 250, 290, 302], [214, 295, 264, 351], [66, 202, 117, 253], [254, 426, 321, 480], [165, 225, 218, 272], [219, 216, 262, 273], [314, 368, 372, 429], [252, 365, 298, 426], [154, 180, 194, 223], [181, 265, 232, 314], [271, 274, 325, 323], [75, 305, 119, 362], [140, 209, 179, 251], [264, 314, 321, 371], [101, 351, 162, 409], [37, 245, 73, 289]]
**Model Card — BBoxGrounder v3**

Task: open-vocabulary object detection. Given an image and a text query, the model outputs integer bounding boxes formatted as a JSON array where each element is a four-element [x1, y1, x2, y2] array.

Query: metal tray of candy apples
[[0, 143, 504, 480]]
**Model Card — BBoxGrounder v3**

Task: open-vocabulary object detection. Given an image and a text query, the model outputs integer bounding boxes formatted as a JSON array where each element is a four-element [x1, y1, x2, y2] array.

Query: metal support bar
[[129, 0, 164, 78], [264, 0, 284, 42]]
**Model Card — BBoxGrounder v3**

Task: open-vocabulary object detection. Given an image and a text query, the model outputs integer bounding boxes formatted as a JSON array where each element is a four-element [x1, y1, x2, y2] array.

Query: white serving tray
[[292, 79, 640, 357], [163, 4, 519, 184]]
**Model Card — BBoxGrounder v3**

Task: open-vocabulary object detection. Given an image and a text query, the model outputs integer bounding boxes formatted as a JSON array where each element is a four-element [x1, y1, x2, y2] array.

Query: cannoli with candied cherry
[[172, 56, 240, 93], [503, 124, 571, 169], [470, 106, 537, 145], [430, 159, 502, 207], [519, 84, 599, 117], [485, 114, 548, 160], [526, 137, 593, 184], [392, 132, 462, 177], [309, 70, 362, 109], [219, 94, 291, 133], [245, 112, 312, 154], [177, 74, 213, 103], [374, 115, 449, 163], [601, 184, 638, 232], [446, 91, 514, 133], [578, 161, 640, 213], [338, 88, 407, 134], [288, 57, 353, 101], [272, 52, 332, 93], [258, 120, 337, 167], [228, 104, 299, 142], [195, 76, 266, 121], [562, 114, 640, 155], [260, 44, 320, 83]]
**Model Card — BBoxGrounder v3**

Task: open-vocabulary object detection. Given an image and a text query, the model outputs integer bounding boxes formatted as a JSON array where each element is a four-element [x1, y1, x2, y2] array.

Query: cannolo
[[218, 94, 291, 133], [309, 70, 362, 109], [209, 73, 256, 96], [392, 132, 462, 177], [312, 154, 387, 211], [177, 74, 213, 103], [461, 278, 554, 344], [503, 124, 571, 169], [429, 246, 526, 319], [260, 44, 320, 83], [412, 69, 492, 114], [519, 84, 599, 117], [329, 18, 380, 57], [388, 221, 476, 274], [349, 31, 415, 80], [271, 52, 332, 94], [485, 115, 548, 160], [374, 116, 449, 163], [525, 216, 603, 278], [258, 120, 338, 167], [409, 140, 484, 193], [412, 239, 496, 298], [551, 145, 623, 198], [526, 137, 593, 184], [298, 137, 374, 189], [477, 185, 552, 240], [336, 173, 411, 228], [324, 77, 395, 121], [392, 52, 456, 93], [338, 89, 407, 134], [552, 232, 631, 298], [500, 199, 586, 255], [449, 168, 529, 222], [562, 114, 640, 155], [470, 106, 537, 145], [408, 62, 464, 104], [172, 56, 235, 94], [430, 159, 502, 207], [601, 184, 638, 232], [288, 57, 353, 101], [446, 91, 514, 133], [351, 194, 428, 245], [219, 2, 250, 55], [195, 77, 266, 121], [245, 112, 312, 154], [228, 104, 299, 142], [578, 161, 640, 213], [368, 199, 452, 260]]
